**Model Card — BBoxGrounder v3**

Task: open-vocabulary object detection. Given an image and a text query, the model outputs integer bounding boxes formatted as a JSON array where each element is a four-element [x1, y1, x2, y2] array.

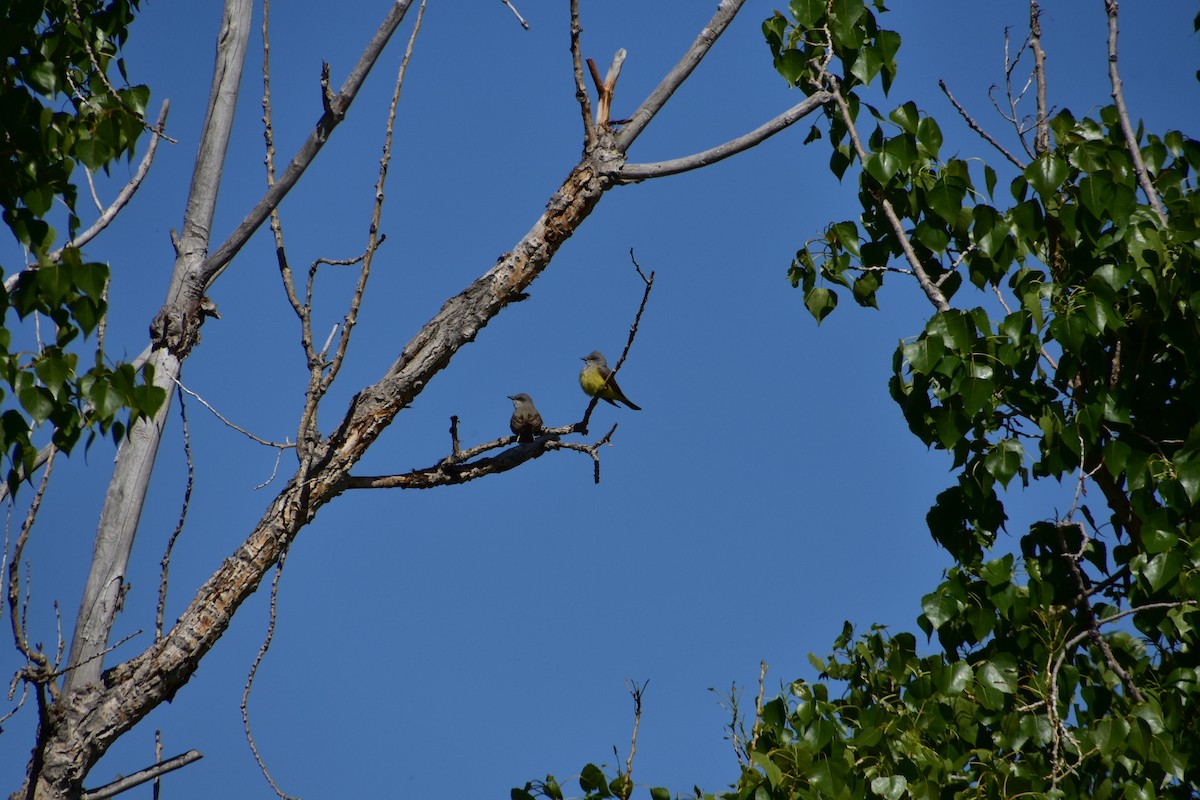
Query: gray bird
[[508, 393, 544, 443]]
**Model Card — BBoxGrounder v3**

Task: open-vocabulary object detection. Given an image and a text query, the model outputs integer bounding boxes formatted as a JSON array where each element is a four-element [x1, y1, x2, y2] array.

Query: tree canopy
[[519, 2, 1200, 798]]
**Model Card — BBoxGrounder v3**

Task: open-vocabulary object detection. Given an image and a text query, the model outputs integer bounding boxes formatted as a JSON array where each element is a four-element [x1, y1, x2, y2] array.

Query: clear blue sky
[[2, 2, 1197, 797]]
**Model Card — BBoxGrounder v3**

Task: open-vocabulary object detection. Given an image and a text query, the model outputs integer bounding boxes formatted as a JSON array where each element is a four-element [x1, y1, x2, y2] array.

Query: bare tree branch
[[80, 750, 202, 800], [1029, 1, 1050, 155], [938, 80, 1026, 170], [570, 0, 594, 147], [200, 0, 416, 285], [501, 0, 529, 31], [1104, 0, 1168, 226], [620, 93, 831, 181], [616, 0, 747, 151], [61, 0, 256, 702]]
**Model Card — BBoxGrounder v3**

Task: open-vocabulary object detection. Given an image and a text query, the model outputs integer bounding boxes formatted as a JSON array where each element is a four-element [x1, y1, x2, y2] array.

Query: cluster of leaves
[[517, 2, 1200, 799], [1, 0, 163, 492], [762, 1, 1200, 797], [2, 0, 148, 253], [512, 766, 669, 800]]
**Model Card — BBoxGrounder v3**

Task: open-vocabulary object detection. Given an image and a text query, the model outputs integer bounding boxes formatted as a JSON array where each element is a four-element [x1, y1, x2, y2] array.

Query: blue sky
[[2, 2, 1197, 798]]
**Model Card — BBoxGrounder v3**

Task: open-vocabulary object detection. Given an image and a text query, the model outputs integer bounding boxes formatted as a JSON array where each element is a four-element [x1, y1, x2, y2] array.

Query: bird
[[508, 393, 544, 443], [579, 350, 641, 410]]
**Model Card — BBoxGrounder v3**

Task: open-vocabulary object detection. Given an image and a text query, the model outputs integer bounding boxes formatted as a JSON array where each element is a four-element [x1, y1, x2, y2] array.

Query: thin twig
[[170, 377, 294, 449], [449, 416, 462, 460], [321, 0, 424, 395], [500, 0, 529, 30], [749, 659, 767, 755], [1103, 0, 1168, 226], [621, 679, 647, 800], [938, 81, 1025, 170], [242, 549, 297, 800], [7, 448, 56, 665], [45, 628, 143, 680], [989, 26, 1038, 160], [577, 256, 654, 434], [54, 102, 171, 260], [156, 385, 195, 640], [152, 730, 163, 800]]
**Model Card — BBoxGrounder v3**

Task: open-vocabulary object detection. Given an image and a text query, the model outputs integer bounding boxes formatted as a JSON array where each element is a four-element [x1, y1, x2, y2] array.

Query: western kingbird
[[508, 393, 544, 442], [579, 350, 641, 410]]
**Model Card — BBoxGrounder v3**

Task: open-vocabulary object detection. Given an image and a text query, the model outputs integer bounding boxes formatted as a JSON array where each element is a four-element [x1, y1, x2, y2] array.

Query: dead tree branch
[[617, 0, 747, 151], [80, 750, 203, 800], [620, 92, 831, 181]]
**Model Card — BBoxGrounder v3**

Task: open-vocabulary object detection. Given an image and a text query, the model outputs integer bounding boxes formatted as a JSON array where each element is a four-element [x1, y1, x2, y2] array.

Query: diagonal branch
[[619, 93, 831, 182], [80, 750, 203, 800], [615, 0, 747, 152], [52, 103, 171, 262], [938, 80, 1026, 170], [1103, 0, 1168, 226], [199, 0, 415, 285], [824, 79, 950, 313]]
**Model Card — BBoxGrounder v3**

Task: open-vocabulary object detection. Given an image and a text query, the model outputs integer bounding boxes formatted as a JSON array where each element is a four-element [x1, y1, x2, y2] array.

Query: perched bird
[[579, 350, 641, 410], [508, 393, 544, 443]]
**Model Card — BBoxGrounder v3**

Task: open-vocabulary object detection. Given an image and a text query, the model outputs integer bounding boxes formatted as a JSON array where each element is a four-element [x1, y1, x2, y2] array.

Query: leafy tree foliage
[[0, 0, 163, 493], [517, 2, 1200, 798]]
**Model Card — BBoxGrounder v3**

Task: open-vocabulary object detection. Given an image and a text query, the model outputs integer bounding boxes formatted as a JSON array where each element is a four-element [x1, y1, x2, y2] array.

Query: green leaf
[[849, 46, 883, 86], [1176, 459, 1200, 505], [1141, 551, 1182, 592], [751, 751, 783, 789], [578, 764, 611, 797], [927, 173, 967, 222], [921, 590, 959, 629], [788, 0, 826, 29], [804, 287, 837, 323], [870, 775, 908, 800], [888, 101, 918, 134], [917, 116, 942, 158], [865, 150, 902, 184], [903, 334, 944, 375], [776, 49, 808, 85], [26, 59, 59, 95], [828, 0, 866, 47], [1024, 154, 1069, 199], [19, 385, 55, 425], [978, 653, 1018, 694]]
